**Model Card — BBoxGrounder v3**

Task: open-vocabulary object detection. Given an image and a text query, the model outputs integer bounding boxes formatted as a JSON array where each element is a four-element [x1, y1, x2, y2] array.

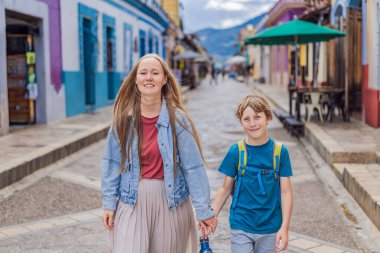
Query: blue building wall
[[64, 1, 168, 117], [139, 29, 146, 57], [62, 71, 85, 117], [64, 3, 99, 117]]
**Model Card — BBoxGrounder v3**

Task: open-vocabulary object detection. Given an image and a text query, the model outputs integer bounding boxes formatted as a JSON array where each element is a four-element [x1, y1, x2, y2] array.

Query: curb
[[342, 167, 380, 231], [0, 122, 111, 189], [333, 163, 380, 232], [304, 123, 376, 164], [254, 86, 377, 165]]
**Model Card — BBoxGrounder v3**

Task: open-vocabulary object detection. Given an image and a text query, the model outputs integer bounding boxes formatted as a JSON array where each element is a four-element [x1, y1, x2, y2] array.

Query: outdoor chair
[[303, 92, 324, 122], [324, 92, 345, 122]]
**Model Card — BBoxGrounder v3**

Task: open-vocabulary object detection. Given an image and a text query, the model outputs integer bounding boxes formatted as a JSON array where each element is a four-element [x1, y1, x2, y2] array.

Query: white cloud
[[220, 18, 244, 28], [205, 0, 244, 11], [182, 0, 278, 32]]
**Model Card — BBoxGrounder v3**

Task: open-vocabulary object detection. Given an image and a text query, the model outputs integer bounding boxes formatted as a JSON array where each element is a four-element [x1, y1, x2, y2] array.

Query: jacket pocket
[[174, 170, 187, 199], [120, 164, 132, 195]]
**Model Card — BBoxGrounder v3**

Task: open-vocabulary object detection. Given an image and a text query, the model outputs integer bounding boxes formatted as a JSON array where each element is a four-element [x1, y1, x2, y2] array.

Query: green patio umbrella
[[245, 19, 346, 120], [245, 19, 345, 45], [245, 19, 345, 87]]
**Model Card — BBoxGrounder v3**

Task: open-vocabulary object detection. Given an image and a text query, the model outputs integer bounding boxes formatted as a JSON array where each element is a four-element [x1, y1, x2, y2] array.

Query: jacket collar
[[157, 98, 170, 128]]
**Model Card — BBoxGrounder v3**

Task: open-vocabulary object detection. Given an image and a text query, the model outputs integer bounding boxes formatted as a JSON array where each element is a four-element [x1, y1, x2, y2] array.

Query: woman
[[101, 54, 216, 253]]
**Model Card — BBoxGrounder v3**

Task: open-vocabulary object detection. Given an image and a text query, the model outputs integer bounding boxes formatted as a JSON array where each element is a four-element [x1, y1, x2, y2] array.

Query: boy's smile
[[240, 107, 270, 145]]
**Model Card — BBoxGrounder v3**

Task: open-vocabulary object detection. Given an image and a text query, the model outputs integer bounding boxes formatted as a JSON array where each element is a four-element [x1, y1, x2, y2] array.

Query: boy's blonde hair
[[235, 95, 273, 120]]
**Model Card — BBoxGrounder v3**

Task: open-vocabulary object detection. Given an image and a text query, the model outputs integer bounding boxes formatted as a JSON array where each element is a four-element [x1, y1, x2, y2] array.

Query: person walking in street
[[212, 95, 293, 253], [222, 66, 226, 82], [209, 63, 217, 85], [101, 54, 217, 253]]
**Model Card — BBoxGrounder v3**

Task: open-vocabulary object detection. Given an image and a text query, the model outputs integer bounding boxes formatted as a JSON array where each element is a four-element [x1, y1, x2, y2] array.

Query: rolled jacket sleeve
[[176, 115, 214, 221], [101, 127, 122, 211]]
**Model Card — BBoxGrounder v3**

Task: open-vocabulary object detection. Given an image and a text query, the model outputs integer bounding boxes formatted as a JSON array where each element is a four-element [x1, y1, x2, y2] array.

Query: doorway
[[106, 26, 115, 100], [83, 18, 95, 109], [6, 11, 40, 126]]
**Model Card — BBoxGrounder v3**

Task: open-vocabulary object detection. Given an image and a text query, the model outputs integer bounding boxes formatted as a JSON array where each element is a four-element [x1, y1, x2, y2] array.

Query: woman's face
[[136, 57, 167, 98]]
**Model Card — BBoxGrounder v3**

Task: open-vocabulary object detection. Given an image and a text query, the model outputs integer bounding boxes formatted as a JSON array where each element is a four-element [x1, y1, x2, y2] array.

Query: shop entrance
[[6, 10, 40, 125], [106, 26, 115, 100], [83, 18, 95, 109]]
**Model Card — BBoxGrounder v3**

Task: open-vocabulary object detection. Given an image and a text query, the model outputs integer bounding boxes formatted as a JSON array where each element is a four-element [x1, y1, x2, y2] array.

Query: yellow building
[[161, 0, 180, 28]]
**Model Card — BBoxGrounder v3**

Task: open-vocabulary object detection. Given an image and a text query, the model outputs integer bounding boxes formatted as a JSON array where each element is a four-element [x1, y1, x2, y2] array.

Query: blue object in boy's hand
[[199, 237, 213, 253]]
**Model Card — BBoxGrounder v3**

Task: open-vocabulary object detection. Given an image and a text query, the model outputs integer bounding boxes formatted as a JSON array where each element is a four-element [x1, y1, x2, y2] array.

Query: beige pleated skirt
[[110, 179, 197, 253]]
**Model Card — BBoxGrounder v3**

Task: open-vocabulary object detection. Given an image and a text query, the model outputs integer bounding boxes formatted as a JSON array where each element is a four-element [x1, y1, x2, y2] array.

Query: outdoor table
[[288, 86, 345, 122]]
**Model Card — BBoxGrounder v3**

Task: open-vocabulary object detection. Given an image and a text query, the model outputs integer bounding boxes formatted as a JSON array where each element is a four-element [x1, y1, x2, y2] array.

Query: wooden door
[[6, 35, 35, 124]]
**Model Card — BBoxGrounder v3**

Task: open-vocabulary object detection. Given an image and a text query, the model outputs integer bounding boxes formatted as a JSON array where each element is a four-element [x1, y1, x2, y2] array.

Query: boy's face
[[240, 107, 270, 141]]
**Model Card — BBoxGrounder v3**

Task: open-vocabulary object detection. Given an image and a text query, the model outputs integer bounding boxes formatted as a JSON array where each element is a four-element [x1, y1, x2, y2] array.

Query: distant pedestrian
[[212, 95, 294, 253], [222, 66, 226, 82], [209, 63, 217, 85], [101, 54, 217, 253]]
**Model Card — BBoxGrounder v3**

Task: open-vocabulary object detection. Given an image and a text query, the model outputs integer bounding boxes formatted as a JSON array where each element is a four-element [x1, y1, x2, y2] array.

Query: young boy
[[212, 95, 293, 253]]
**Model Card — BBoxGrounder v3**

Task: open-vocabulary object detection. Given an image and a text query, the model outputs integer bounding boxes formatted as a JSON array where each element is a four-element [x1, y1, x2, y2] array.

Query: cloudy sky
[[182, 0, 278, 33]]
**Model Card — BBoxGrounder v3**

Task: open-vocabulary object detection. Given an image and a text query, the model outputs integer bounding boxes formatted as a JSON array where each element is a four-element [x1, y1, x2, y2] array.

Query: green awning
[[245, 20, 345, 45]]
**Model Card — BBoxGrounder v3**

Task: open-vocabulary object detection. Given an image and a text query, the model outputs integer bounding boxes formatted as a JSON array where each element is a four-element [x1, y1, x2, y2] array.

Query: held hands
[[276, 227, 289, 252], [197, 216, 218, 238], [103, 210, 115, 230]]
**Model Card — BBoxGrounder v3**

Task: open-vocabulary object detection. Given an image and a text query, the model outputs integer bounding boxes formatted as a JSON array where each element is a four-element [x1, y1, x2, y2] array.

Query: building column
[[318, 42, 327, 85], [306, 43, 313, 84], [0, 3, 9, 135]]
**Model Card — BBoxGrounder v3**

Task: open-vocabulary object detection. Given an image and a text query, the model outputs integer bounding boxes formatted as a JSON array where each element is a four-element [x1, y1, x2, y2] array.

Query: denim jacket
[[101, 100, 214, 221]]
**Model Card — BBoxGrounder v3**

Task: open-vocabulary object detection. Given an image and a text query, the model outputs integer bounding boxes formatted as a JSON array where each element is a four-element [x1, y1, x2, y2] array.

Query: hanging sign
[[27, 83, 38, 100], [26, 52, 36, 65], [27, 66, 36, 83]]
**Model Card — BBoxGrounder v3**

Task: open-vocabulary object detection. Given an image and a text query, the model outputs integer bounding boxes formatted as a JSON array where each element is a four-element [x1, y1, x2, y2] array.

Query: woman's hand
[[276, 227, 289, 252], [103, 210, 115, 230], [197, 216, 218, 238]]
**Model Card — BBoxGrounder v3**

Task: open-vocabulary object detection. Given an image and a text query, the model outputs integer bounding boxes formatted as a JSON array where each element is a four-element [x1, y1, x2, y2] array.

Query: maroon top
[[141, 115, 164, 179]]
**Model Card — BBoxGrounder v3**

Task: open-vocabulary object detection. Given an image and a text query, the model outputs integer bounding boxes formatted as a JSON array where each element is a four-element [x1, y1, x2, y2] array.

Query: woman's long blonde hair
[[113, 54, 204, 172]]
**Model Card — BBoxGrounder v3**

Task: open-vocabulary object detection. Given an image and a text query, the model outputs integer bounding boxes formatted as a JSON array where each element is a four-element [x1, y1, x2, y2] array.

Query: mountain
[[195, 13, 267, 64]]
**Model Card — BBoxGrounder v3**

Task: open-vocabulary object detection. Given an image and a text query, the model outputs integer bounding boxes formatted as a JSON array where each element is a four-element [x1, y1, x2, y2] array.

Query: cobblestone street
[[0, 77, 374, 253]]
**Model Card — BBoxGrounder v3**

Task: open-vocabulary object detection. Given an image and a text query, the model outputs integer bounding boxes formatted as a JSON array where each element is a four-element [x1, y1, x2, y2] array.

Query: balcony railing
[[144, 0, 169, 24], [124, 0, 169, 28]]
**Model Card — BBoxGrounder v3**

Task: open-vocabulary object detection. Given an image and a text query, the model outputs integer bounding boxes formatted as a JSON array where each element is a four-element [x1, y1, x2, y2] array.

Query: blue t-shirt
[[218, 138, 292, 234]]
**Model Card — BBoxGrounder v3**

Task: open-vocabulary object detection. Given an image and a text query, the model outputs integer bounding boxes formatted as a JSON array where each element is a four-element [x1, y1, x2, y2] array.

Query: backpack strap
[[232, 140, 282, 209], [237, 140, 247, 176], [273, 141, 282, 180], [232, 140, 246, 209]]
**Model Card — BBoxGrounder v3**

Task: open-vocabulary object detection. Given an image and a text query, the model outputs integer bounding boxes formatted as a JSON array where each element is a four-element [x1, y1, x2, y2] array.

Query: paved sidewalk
[[0, 153, 365, 253], [0, 86, 191, 190], [0, 106, 112, 190], [0, 209, 361, 253], [253, 82, 380, 233]]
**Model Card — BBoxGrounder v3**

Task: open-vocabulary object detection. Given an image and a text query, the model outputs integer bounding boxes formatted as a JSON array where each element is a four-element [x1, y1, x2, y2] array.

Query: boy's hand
[[103, 210, 115, 230], [197, 216, 218, 237], [276, 227, 289, 252]]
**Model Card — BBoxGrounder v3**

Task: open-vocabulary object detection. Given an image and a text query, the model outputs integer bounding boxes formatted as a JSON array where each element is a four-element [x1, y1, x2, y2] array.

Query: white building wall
[[368, 0, 377, 90], [0, 0, 9, 135], [61, 0, 165, 73], [307, 43, 314, 82], [263, 46, 270, 82], [1, 0, 65, 133], [317, 42, 327, 84]]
